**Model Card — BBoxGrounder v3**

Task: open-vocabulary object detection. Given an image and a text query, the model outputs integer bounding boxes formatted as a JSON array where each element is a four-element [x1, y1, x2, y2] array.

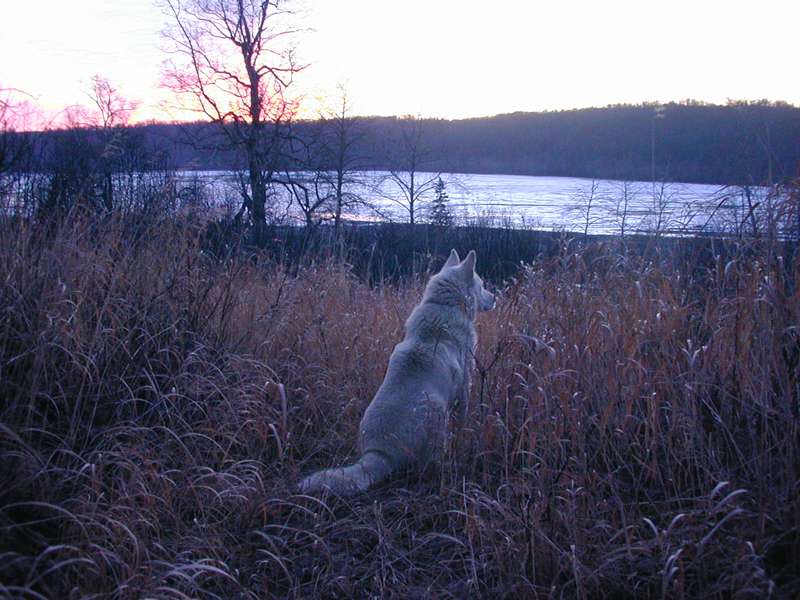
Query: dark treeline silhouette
[[422, 101, 800, 185], [12, 100, 800, 186]]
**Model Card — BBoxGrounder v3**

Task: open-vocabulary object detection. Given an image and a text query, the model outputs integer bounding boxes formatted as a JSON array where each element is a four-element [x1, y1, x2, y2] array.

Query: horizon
[[2, 0, 799, 127], [10, 98, 800, 134]]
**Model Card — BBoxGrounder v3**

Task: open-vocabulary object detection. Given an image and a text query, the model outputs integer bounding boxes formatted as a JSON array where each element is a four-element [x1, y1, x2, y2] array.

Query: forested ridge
[[10, 101, 799, 188], [19, 101, 797, 186]]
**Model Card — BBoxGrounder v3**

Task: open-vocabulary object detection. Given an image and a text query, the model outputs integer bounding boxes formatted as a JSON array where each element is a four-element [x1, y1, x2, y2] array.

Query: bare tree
[[315, 85, 369, 236], [280, 86, 369, 238], [278, 88, 381, 240], [284, 169, 330, 232], [160, 0, 304, 244], [89, 76, 137, 129], [87, 76, 139, 211], [566, 179, 602, 238], [643, 180, 674, 238], [604, 180, 641, 239], [382, 116, 441, 225]]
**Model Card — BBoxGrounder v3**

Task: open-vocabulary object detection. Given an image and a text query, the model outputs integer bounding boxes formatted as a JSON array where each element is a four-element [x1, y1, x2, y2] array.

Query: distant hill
[[25, 101, 800, 186], [413, 102, 800, 184]]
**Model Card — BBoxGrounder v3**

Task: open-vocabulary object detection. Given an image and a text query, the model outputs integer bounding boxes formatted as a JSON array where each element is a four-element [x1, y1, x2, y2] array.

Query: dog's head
[[440, 249, 496, 314]]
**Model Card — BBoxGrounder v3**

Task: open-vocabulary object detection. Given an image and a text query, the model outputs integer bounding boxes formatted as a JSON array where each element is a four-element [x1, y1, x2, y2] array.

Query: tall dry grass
[[0, 215, 798, 599]]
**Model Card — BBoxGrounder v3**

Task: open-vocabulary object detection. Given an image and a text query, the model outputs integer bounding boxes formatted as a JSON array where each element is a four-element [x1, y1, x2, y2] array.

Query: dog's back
[[299, 250, 495, 495]]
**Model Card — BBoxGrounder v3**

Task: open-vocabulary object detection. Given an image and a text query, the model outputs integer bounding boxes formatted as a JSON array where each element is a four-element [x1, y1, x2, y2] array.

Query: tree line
[[11, 100, 800, 184]]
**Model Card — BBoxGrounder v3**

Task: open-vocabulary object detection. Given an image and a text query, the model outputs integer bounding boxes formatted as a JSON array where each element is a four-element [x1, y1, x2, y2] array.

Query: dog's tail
[[298, 451, 394, 495]]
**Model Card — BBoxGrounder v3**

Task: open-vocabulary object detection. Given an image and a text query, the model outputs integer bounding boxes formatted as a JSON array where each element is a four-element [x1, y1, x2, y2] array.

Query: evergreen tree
[[429, 176, 453, 226]]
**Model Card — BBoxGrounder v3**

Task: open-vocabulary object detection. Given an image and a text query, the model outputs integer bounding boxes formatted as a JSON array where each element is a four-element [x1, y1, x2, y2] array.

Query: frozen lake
[[391, 172, 724, 234], [186, 170, 727, 235], [3, 169, 779, 237]]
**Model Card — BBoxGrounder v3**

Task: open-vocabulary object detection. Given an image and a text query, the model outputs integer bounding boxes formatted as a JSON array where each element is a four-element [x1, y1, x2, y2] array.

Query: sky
[[1, 0, 798, 125]]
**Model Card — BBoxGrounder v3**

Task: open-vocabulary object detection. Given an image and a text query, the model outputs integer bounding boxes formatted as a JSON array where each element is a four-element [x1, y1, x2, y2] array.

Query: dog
[[299, 249, 496, 495]]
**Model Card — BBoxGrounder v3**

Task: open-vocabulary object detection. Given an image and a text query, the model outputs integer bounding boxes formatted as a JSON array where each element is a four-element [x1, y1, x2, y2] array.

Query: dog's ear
[[443, 249, 460, 268], [459, 250, 476, 279]]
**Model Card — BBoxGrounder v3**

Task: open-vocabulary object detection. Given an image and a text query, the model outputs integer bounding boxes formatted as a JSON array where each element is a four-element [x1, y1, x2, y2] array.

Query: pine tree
[[429, 176, 453, 227]]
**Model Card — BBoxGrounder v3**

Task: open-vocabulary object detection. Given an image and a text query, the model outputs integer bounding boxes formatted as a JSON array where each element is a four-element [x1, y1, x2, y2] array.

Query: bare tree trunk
[[103, 173, 113, 211], [246, 53, 268, 245], [249, 161, 267, 246], [744, 186, 759, 237], [334, 169, 344, 236], [583, 185, 594, 239], [409, 170, 415, 225]]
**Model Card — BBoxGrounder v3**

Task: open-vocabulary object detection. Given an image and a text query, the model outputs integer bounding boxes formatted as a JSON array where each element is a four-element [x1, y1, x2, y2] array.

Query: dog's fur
[[299, 249, 495, 495]]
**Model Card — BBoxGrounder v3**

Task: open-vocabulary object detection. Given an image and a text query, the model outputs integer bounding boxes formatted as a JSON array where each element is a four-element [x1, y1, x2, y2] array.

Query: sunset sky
[[1, 0, 797, 124]]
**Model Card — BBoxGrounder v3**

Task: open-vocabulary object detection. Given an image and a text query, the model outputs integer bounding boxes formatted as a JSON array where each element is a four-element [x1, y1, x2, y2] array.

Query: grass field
[[1, 215, 798, 598]]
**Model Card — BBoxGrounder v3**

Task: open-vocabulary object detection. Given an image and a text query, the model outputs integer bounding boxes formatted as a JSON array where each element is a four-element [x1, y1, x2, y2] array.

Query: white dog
[[299, 249, 496, 494]]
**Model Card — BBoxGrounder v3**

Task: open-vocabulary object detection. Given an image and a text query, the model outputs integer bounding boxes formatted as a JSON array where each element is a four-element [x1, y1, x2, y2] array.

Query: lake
[[187, 170, 729, 235]]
